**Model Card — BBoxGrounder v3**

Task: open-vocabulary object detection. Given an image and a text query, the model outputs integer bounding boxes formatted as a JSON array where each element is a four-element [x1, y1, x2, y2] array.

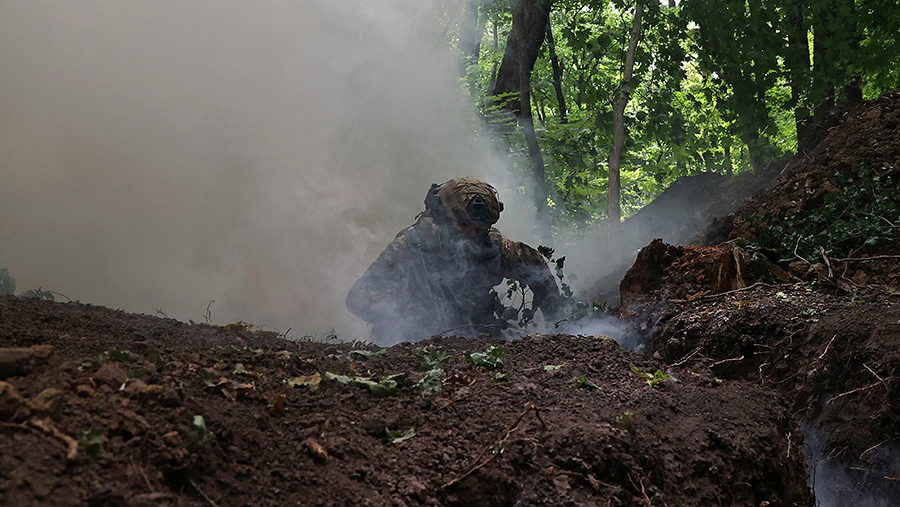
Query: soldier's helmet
[[425, 177, 504, 231]]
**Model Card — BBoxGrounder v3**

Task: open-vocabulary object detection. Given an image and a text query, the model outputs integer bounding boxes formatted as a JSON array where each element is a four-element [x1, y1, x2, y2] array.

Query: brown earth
[[2, 92, 899, 506], [616, 91, 900, 506], [1, 297, 811, 507]]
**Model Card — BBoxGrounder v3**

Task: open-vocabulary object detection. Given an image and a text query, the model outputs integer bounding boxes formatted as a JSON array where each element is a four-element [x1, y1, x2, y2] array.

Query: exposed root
[[628, 473, 653, 506], [827, 383, 881, 404], [710, 355, 744, 368], [4, 417, 81, 460]]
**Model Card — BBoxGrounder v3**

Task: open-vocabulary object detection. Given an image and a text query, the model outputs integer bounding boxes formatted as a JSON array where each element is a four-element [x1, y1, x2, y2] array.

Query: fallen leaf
[[284, 373, 324, 390], [303, 438, 327, 459]]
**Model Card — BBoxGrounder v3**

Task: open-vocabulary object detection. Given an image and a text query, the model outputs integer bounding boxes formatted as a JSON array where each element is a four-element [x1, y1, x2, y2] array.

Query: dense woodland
[[436, 0, 900, 237]]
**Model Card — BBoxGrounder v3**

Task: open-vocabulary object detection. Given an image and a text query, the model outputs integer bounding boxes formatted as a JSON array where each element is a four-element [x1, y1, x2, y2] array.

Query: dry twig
[[864, 364, 890, 390], [793, 236, 810, 264], [85, 307, 124, 327], [859, 439, 890, 461], [188, 477, 219, 507], [836, 254, 900, 262], [132, 456, 154, 492], [818, 335, 837, 360], [442, 402, 545, 489], [437, 323, 504, 336], [820, 246, 834, 278], [697, 282, 778, 300], [628, 473, 653, 506]]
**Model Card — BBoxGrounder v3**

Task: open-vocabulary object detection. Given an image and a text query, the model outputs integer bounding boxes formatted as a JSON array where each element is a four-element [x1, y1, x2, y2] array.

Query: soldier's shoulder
[[391, 215, 443, 248], [498, 235, 546, 265]]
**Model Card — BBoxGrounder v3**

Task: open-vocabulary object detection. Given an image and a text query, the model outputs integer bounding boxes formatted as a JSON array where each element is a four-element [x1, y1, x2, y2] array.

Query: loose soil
[[0, 298, 811, 507], [2, 91, 899, 506]]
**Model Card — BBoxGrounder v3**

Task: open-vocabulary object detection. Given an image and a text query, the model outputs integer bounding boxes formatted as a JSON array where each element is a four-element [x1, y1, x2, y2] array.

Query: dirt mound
[[1, 296, 812, 506], [611, 91, 900, 506], [710, 91, 900, 290]]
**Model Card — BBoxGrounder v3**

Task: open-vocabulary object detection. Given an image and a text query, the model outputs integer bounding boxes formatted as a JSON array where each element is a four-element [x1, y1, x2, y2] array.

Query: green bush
[[748, 165, 899, 262]]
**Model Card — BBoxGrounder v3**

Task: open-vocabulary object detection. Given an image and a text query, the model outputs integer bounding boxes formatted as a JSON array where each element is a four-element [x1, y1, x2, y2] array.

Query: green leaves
[[323, 372, 412, 397], [630, 366, 670, 387], [465, 346, 508, 370], [387, 426, 417, 444], [575, 375, 601, 389], [105, 349, 132, 362], [415, 369, 445, 396], [747, 165, 900, 262], [411, 346, 450, 371], [192, 415, 216, 447]]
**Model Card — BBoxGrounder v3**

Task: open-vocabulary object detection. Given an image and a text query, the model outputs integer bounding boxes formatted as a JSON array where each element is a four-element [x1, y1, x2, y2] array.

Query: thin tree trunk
[[458, 0, 486, 95], [784, 0, 813, 153], [490, 18, 500, 90], [511, 0, 550, 227], [608, 2, 643, 239], [546, 19, 568, 124]]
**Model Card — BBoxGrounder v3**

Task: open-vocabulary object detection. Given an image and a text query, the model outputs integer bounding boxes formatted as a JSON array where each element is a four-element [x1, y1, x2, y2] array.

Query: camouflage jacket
[[346, 213, 561, 345]]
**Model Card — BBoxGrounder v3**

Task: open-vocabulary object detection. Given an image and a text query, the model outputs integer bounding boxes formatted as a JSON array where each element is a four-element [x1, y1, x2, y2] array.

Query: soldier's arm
[[345, 233, 412, 324], [500, 238, 562, 320]]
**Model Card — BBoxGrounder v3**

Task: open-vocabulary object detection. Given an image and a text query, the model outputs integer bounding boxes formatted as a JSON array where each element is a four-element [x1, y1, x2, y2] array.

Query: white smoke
[[0, 1, 542, 339], [803, 413, 900, 507]]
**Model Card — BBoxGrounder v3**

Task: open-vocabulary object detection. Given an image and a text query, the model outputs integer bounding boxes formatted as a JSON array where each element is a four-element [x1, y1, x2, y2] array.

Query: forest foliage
[[440, 0, 900, 237]]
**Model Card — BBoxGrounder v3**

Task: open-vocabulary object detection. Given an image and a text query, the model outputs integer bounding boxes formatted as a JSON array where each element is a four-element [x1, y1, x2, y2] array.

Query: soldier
[[346, 177, 562, 346]]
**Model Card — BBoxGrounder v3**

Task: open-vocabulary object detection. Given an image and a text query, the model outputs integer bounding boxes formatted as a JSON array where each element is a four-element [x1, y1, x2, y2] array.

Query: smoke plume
[[0, 1, 549, 339]]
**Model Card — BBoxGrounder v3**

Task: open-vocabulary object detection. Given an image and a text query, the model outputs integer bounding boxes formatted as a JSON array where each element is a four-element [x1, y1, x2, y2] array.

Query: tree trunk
[[458, 0, 485, 94], [608, 2, 643, 239], [546, 19, 568, 124], [489, 18, 500, 90], [811, 5, 836, 131], [511, 0, 551, 228], [784, 0, 813, 153], [491, 0, 552, 115], [487, 0, 553, 233], [723, 144, 733, 177]]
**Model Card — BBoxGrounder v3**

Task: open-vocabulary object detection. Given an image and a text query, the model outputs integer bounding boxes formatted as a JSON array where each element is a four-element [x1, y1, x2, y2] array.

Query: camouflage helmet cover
[[427, 177, 504, 230]]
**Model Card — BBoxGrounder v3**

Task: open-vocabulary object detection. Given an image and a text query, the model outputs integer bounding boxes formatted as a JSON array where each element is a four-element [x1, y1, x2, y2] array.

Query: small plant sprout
[[268, 393, 287, 412], [616, 411, 633, 432], [630, 366, 671, 387], [80, 428, 106, 459], [575, 375, 601, 389], [411, 346, 450, 371], [387, 426, 417, 444], [192, 415, 216, 447]]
